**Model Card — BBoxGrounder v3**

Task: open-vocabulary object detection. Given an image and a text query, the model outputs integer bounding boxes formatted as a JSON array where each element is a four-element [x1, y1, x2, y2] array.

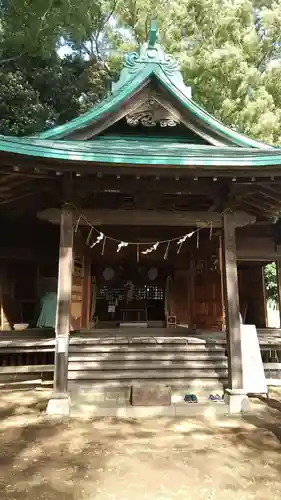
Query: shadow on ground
[[1, 389, 281, 499]]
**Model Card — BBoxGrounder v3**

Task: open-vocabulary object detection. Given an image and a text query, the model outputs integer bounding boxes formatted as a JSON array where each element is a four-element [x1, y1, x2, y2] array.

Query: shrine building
[[1, 22, 281, 414]]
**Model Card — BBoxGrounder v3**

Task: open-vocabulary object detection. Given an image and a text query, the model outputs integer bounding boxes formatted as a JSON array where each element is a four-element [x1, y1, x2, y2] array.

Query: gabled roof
[[0, 135, 281, 167], [33, 22, 273, 149], [0, 21, 280, 169]]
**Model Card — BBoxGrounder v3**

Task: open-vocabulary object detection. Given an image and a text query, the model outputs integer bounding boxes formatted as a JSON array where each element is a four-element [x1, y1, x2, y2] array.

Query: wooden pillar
[[218, 237, 225, 332], [54, 206, 73, 393], [221, 212, 243, 391], [276, 259, 281, 329], [47, 205, 73, 415], [82, 252, 92, 328], [190, 254, 196, 329]]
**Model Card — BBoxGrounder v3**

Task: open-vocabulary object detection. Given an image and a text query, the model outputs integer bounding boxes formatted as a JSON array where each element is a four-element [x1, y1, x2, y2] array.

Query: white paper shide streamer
[[75, 207, 215, 259], [117, 241, 128, 252], [90, 232, 104, 248], [176, 231, 194, 254], [141, 242, 159, 255]]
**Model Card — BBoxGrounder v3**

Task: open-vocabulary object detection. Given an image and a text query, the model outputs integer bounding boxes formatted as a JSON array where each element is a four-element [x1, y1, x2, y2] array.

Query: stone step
[[68, 352, 227, 361], [76, 328, 191, 336], [0, 378, 43, 389], [69, 344, 226, 353], [0, 347, 54, 353], [70, 402, 228, 418], [68, 379, 226, 392], [68, 360, 228, 370], [0, 340, 55, 349], [0, 364, 53, 374], [68, 369, 228, 380], [69, 336, 226, 347]]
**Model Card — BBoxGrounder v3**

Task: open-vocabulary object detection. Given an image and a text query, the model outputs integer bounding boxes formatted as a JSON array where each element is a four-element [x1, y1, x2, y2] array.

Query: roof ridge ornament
[[111, 20, 191, 98], [148, 19, 158, 48]]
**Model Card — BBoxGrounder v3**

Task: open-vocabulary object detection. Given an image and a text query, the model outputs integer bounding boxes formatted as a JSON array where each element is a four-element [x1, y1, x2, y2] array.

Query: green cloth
[[36, 292, 57, 328]]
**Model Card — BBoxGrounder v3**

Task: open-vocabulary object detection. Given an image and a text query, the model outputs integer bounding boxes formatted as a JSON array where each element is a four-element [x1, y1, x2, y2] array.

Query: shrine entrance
[[72, 222, 225, 331], [93, 262, 167, 326]]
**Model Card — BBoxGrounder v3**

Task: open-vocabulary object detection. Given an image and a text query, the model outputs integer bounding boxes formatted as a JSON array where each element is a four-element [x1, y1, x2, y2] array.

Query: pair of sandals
[[184, 394, 198, 403], [208, 394, 224, 402], [184, 394, 224, 404]]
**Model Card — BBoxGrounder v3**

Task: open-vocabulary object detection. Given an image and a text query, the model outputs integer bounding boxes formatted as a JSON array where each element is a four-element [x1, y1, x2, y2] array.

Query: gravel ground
[[1, 389, 281, 499]]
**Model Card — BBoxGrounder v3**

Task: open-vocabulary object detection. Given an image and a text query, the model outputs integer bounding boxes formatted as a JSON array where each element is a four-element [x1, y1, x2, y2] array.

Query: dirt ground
[[1, 390, 281, 499]]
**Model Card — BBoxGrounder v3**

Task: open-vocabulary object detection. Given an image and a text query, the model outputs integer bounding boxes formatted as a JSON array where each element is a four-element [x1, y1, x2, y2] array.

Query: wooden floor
[[0, 326, 281, 346]]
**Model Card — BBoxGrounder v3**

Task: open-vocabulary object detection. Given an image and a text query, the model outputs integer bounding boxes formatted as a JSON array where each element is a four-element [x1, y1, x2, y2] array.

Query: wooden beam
[[0, 173, 22, 184], [239, 199, 276, 217], [248, 195, 279, 210], [39, 208, 256, 228], [237, 236, 281, 261], [276, 259, 281, 329], [53, 205, 73, 395], [257, 184, 281, 199], [68, 86, 150, 140], [0, 190, 40, 206], [258, 190, 281, 206], [221, 212, 243, 390], [73, 177, 223, 197], [190, 254, 196, 328], [260, 184, 281, 198], [0, 179, 33, 192], [0, 170, 53, 179]]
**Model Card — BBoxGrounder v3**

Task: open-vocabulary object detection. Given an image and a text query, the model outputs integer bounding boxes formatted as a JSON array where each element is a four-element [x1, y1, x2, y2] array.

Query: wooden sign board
[[241, 324, 268, 395]]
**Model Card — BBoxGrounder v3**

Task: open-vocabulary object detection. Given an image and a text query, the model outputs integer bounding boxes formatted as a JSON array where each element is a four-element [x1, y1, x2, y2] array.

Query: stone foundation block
[[46, 393, 71, 416], [224, 388, 251, 414], [131, 384, 171, 406]]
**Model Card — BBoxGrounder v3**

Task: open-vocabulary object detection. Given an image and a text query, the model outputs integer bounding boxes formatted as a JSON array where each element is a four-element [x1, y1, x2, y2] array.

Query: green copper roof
[[0, 135, 281, 167], [0, 21, 280, 164], [33, 23, 272, 149]]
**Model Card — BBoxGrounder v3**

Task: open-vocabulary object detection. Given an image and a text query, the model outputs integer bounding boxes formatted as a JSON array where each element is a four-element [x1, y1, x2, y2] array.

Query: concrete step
[[68, 352, 227, 361], [68, 369, 228, 380], [68, 360, 228, 370]]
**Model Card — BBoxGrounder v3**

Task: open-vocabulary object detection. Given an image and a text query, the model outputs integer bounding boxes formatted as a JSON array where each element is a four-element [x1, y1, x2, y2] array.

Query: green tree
[[0, 0, 113, 135], [0, 69, 52, 136], [0, 53, 111, 135], [264, 262, 278, 305], [1, 0, 281, 144], [115, 0, 281, 145]]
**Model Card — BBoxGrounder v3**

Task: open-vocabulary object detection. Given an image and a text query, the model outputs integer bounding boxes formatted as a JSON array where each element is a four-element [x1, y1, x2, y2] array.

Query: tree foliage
[[114, 0, 281, 145], [264, 262, 278, 305], [1, 0, 281, 143], [0, 0, 114, 135]]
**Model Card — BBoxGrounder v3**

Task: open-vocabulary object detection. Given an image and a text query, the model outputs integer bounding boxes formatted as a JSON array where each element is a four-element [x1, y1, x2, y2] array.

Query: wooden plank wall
[[192, 254, 223, 330], [70, 231, 92, 330], [170, 270, 191, 326], [169, 247, 223, 330]]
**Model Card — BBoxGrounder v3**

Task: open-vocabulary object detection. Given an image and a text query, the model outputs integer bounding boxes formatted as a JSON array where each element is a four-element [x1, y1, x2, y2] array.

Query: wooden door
[[71, 255, 84, 330], [170, 269, 191, 326], [193, 254, 223, 330]]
